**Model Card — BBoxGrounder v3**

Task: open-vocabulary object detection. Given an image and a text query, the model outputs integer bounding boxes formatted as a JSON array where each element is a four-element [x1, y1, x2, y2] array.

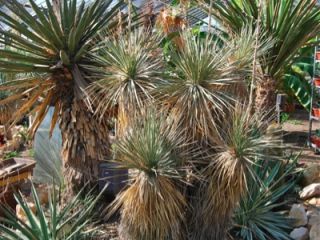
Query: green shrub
[[231, 156, 302, 240], [0, 183, 107, 240]]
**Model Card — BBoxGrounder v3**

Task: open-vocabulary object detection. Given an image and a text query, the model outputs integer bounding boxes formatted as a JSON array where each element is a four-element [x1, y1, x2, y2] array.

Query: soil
[[282, 109, 320, 163]]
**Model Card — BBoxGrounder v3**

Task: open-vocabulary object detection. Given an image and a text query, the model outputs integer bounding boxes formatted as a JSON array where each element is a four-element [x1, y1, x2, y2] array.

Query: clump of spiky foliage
[[159, 30, 260, 142], [190, 104, 283, 240], [232, 156, 302, 240], [88, 28, 163, 137], [160, 32, 234, 141], [0, 183, 107, 240], [108, 110, 192, 240]]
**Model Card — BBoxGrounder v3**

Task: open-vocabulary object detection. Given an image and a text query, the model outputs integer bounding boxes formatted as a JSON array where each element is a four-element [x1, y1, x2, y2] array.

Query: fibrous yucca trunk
[[60, 99, 110, 195], [254, 75, 277, 113], [0, 103, 15, 140], [190, 162, 246, 240], [114, 173, 186, 240], [116, 101, 130, 139], [0, 103, 14, 125]]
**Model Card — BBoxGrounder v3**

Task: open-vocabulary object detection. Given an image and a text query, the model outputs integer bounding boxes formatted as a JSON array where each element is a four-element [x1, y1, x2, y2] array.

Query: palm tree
[[0, 0, 124, 195], [201, 0, 320, 112]]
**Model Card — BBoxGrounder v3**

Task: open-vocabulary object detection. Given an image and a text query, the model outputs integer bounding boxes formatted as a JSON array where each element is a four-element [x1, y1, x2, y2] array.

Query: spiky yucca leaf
[[88, 28, 163, 136], [190, 104, 283, 240], [0, 102, 14, 125], [226, 27, 273, 75], [222, 27, 274, 99], [108, 111, 191, 240]]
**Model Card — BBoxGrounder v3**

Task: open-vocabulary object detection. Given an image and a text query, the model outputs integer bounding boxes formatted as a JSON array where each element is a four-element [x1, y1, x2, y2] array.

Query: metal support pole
[[308, 44, 317, 147]]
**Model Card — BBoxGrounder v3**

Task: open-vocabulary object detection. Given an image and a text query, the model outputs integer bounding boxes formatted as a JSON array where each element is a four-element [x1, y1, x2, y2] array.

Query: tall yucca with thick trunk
[[88, 28, 163, 137], [108, 111, 191, 240], [0, 0, 124, 194], [200, 0, 320, 112], [190, 104, 283, 240]]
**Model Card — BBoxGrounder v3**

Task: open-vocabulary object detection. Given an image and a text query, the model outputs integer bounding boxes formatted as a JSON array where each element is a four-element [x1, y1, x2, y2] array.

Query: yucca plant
[[0, 183, 107, 240], [232, 156, 302, 240], [0, 0, 125, 194], [190, 104, 283, 240], [159, 30, 259, 142], [201, 0, 320, 112], [108, 111, 192, 240], [160, 33, 230, 142], [88, 28, 163, 137]]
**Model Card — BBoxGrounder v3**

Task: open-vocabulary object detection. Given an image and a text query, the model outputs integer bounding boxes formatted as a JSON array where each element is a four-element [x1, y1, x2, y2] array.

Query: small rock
[[16, 201, 36, 223], [310, 223, 320, 240], [302, 164, 320, 186], [300, 183, 320, 200], [308, 198, 320, 207], [289, 204, 308, 227], [309, 214, 320, 226], [290, 227, 309, 240], [307, 208, 319, 216]]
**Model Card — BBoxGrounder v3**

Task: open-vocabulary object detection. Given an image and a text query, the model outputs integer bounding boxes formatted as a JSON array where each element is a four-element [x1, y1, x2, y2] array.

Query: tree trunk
[[59, 98, 110, 196], [0, 103, 14, 140], [254, 75, 277, 114]]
